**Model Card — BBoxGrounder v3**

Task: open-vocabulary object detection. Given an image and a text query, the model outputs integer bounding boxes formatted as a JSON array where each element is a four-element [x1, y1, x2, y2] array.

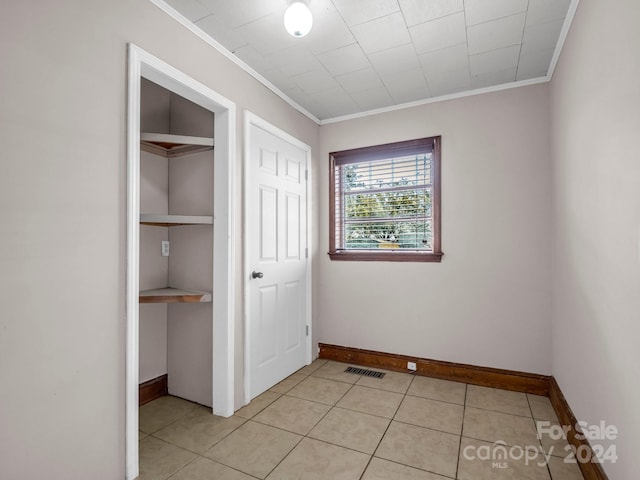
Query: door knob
[[251, 271, 264, 279]]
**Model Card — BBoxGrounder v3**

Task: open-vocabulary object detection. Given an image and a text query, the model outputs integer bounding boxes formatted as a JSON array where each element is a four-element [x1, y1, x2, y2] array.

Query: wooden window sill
[[328, 251, 443, 262]]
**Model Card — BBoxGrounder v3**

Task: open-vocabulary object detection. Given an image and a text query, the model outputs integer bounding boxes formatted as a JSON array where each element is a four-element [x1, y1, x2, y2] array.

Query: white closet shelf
[[139, 287, 212, 304], [140, 214, 213, 226], [140, 132, 214, 158]]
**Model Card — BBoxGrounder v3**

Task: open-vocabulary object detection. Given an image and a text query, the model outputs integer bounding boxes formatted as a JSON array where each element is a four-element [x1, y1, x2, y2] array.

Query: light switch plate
[[161, 240, 170, 257]]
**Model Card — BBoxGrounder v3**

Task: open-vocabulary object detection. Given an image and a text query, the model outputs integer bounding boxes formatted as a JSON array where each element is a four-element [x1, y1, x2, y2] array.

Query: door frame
[[126, 44, 237, 480], [242, 111, 312, 405]]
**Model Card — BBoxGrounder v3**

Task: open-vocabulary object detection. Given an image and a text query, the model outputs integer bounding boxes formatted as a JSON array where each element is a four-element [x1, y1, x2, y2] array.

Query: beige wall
[[550, 1, 640, 477], [317, 84, 553, 375], [0, 1, 318, 478]]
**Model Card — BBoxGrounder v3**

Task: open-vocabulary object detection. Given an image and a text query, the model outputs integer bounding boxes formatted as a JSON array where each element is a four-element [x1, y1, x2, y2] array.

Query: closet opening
[[126, 44, 236, 480]]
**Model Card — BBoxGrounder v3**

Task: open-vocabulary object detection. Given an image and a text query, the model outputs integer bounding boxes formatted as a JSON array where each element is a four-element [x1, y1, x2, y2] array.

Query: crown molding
[[147, 0, 321, 124], [149, 0, 580, 127]]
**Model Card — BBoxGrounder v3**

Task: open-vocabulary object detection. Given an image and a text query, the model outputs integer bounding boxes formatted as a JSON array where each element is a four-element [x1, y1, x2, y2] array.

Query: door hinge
[[306, 325, 309, 336], [305, 169, 308, 181]]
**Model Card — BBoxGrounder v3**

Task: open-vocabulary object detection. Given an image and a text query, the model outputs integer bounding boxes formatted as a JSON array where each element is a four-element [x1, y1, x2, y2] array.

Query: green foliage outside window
[[342, 159, 433, 250]]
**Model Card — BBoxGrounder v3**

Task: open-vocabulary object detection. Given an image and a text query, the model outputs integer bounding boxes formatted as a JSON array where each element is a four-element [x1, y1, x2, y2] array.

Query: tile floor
[[138, 360, 585, 480]]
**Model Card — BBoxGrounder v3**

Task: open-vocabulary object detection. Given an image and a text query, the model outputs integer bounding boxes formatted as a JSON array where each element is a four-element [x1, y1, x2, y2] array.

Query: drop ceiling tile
[[419, 43, 469, 74], [265, 46, 323, 77], [469, 45, 521, 75], [398, 0, 463, 27], [261, 69, 298, 91], [336, 67, 384, 94], [464, 0, 528, 26], [293, 68, 340, 94], [368, 43, 421, 76], [235, 12, 296, 55], [332, 0, 400, 26], [526, 0, 571, 25], [308, 87, 360, 118], [195, 14, 248, 52], [520, 19, 564, 55], [409, 12, 467, 54], [351, 12, 411, 54], [284, 87, 325, 117], [233, 45, 273, 73], [467, 13, 526, 55], [303, 10, 356, 55], [198, 0, 281, 28], [388, 86, 433, 104], [308, 0, 339, 18], [381, 68, 428, 91], [283, 86, 310, 105], [470, 67, 517, 88], [350, 86, 395, 110], [516, 47, 554, 80], [167, 0, 573, 120], [381, 68, 431, 103], [317, 43, 371, 77], [165, 0, 211, 21], [426, 66, 470, 96]]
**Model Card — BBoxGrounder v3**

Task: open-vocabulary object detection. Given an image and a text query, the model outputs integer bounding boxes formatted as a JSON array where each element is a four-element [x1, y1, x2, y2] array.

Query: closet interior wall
[[139, 78, 215, 407]]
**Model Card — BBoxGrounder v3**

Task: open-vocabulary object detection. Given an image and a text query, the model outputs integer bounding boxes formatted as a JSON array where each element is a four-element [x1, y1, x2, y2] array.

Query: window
[[329, 136, 442, 262]]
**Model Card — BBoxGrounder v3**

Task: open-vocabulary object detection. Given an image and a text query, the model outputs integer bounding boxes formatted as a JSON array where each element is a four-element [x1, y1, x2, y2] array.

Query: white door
[[247, 123, 309, 399]]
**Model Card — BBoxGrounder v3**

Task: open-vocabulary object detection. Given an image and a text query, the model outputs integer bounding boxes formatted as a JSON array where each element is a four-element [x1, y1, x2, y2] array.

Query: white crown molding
[[147, 0, 321, 124], [149, 0, 580, 127], [547, 0, 580, 79], [319, 76, 549, 125]]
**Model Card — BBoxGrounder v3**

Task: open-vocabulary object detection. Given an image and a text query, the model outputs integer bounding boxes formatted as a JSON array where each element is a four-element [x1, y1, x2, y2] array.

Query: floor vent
[[344, 366, 385, 379]]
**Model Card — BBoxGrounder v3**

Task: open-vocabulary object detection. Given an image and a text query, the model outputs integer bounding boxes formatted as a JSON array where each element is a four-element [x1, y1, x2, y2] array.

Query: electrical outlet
[[161, 240, 170, 257], [407, 361, 417, 371]]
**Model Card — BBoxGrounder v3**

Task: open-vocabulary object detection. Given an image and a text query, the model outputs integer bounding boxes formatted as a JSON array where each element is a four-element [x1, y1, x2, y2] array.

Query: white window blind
[[330, 137, 441, 259]]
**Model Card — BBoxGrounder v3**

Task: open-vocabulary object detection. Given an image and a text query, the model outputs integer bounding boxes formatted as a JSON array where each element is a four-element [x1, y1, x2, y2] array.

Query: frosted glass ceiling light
[[284, 1, 313, 38]]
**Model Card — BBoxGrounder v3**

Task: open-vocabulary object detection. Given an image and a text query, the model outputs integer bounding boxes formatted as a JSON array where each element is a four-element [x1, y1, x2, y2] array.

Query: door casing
[[126, 44, 236, 480], [243, 111, 313, 405]]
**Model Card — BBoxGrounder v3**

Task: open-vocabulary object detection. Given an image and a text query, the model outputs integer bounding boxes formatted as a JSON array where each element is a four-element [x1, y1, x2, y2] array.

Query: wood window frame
[[329, 136, 443, 262]]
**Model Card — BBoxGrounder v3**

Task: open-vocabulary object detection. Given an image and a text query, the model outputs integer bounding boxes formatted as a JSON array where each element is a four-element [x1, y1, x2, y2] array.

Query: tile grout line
[[140, 400, 201, 436], [455, 383, 468, 479], [146, 366, 465, 479], [526, 393, 555, 480], [261, 369, 362, 479], [141, 363, 327, 480], [463, 402, 538, 418], [204, 419, 293, 479], [357, 372, 417, 480], [139, 435, 201, 480], [179, 361, 330, 480]]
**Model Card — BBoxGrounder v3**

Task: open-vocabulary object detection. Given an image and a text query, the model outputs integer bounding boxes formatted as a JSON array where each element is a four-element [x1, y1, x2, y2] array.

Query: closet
[[138, 78, 214, 407]]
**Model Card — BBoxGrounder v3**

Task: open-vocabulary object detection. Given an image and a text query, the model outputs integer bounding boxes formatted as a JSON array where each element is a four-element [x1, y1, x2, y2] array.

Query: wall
[[318, 84, 552, 375], [139, 79, 170, 385], [549, 0, 640, 477], [0, 1, 318, 478]]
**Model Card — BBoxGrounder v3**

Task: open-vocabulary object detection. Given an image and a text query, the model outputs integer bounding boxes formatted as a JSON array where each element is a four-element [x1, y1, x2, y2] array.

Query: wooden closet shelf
[[139, 288, 212, 304], [140, 214, 213, 226], [140, 132, 214, 158]]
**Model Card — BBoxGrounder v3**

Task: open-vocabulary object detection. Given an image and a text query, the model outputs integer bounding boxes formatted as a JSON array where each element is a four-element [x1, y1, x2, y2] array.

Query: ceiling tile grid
[[164, 0, 574, 120]]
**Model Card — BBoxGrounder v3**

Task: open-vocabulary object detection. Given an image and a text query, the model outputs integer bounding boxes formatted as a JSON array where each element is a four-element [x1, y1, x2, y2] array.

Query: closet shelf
[[140, 214, 213, 226], [139, 287, 212, 304], [140, 132, 214, 158]]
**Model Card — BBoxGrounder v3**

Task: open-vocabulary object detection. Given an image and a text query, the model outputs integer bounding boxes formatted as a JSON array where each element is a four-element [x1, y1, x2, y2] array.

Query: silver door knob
[[251, 271, 264, 279]]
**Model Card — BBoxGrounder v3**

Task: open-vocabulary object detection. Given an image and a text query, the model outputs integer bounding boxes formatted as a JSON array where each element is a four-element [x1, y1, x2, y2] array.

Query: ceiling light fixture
[[284, 1, 313, 38]]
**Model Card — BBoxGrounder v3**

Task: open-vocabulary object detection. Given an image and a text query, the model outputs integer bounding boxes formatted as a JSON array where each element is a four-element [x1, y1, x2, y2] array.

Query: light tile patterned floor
[[138, 360, 584, 480]]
